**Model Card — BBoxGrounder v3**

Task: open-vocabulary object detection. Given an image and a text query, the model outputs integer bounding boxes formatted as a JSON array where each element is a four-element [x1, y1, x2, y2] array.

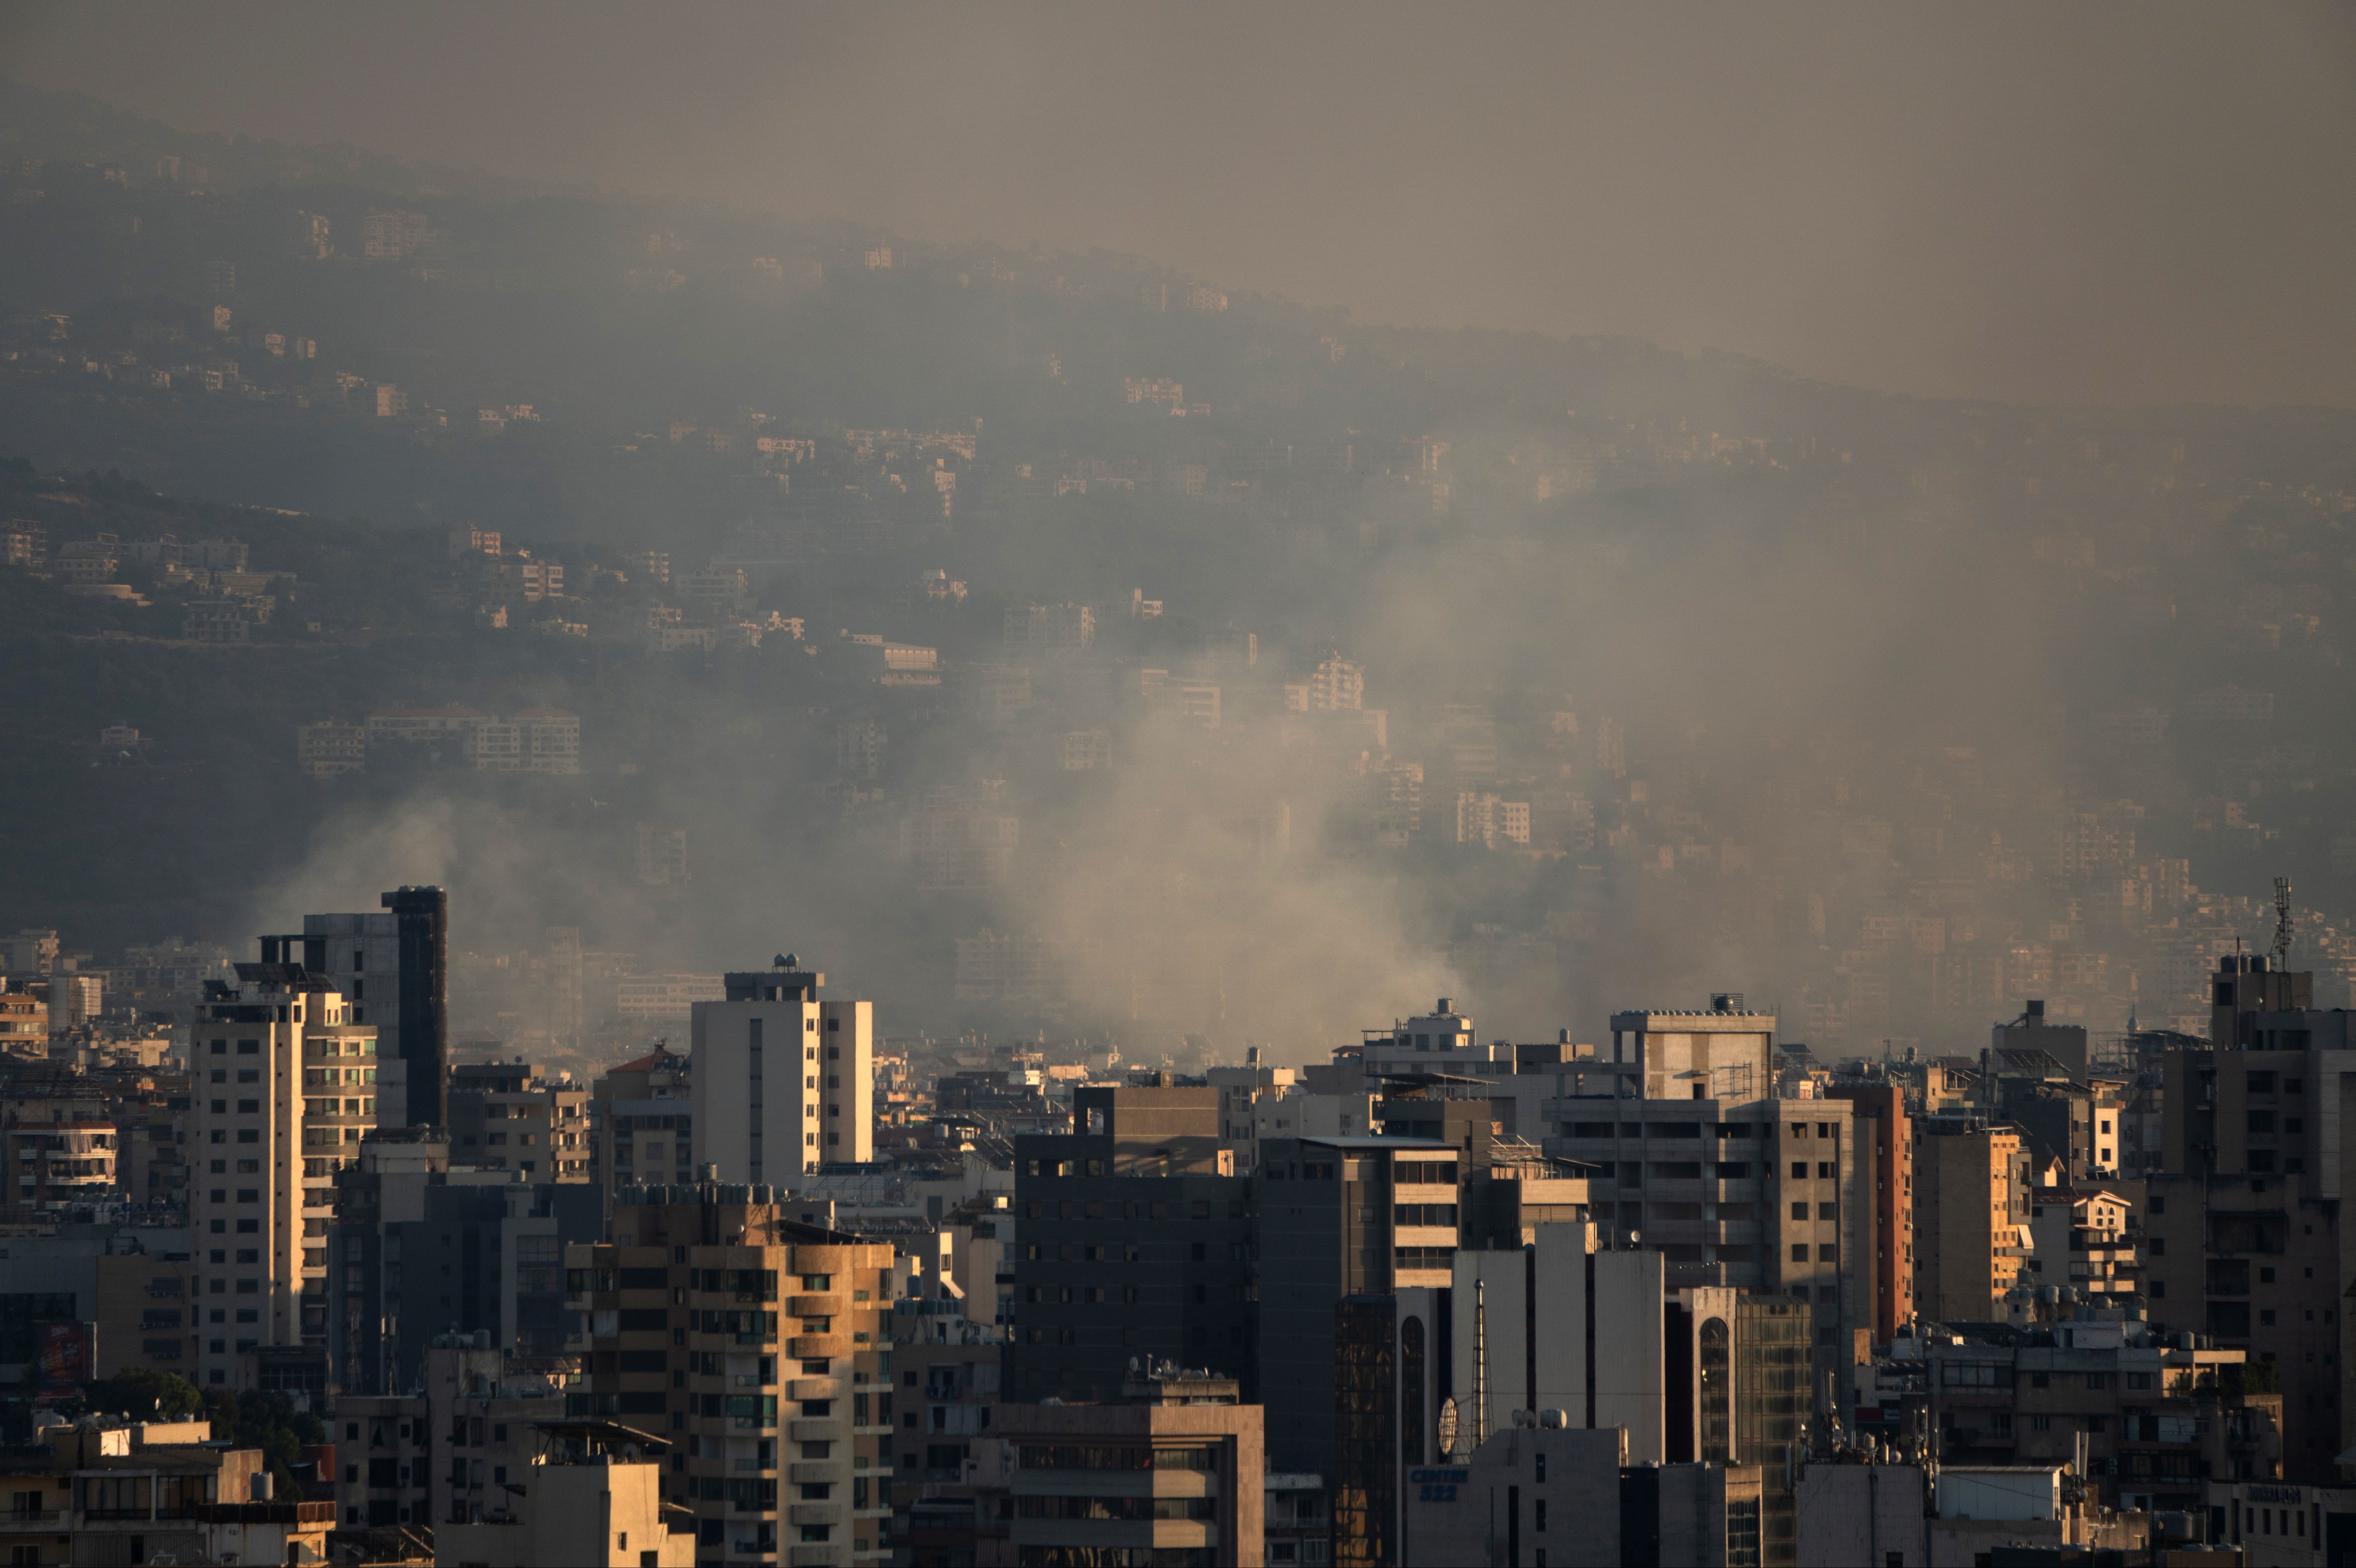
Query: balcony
[[789, 1503, 840, 1526], [789, 1419, 841, 1442], [790, 1335, 847, 1360], [788, 1294, 841, 1317], [0, 1510, 64, 1528]]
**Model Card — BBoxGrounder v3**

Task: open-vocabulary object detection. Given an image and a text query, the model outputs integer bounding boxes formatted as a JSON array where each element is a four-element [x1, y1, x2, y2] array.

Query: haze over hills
[[4, 77, 2356, 1072]]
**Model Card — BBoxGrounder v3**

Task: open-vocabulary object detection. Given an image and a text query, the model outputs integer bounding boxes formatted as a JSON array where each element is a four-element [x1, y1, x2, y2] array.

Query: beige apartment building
[[567, 1183, 899, 1565], [1913, 1122, 2030, 1322], [189, 961, 379, 1387], [691, 959, 873, 1182]]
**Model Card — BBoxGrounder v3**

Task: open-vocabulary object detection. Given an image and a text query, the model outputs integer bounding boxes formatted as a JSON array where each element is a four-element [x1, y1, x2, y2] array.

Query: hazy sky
[[6, 1, 2354, 408]]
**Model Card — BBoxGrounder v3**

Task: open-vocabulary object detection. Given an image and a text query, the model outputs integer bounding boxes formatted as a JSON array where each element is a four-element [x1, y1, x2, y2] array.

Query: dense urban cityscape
[[4, 15, 2356, 1568]]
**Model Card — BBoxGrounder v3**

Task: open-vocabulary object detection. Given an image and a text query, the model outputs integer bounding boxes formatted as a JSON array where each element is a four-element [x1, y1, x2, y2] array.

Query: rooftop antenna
[[2272, 878, 2294, 971], [1471, 1277, 1491, 1451]]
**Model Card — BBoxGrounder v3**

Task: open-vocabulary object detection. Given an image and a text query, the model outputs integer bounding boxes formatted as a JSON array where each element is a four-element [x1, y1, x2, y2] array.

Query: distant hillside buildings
[[297, 704, 581, 778]]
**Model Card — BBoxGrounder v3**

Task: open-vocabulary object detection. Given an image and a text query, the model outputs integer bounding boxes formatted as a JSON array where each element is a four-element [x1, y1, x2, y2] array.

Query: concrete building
[[1263, 1471, 1330, 1568], [1431, 1234, 1807, 1550], [2123, 975, 2356, 1482], [1825, 1079, 1914, 1344], [592, 1042, 695, 1205], [2203, 1476, 2356, 1563], [1912, 1121, 2030, 1324], [4, 1118, 117, 1209], [2142, 989, 2356, 1483], [0, 1420, 329, 1568], [1544, 1003, 1862, 1416], [1796, 1460, 2152, 1566], [93, 1246, 198, 1380], [690, 958, 873, 1182], [448, 1059, 591, 1178], [1255, 1134, 1456, 1482], [332, 1337, 576, 1532], [1002, 602, 1095, 659], [1208, 1053, 1299, 1166], [566, 1181, 899, 1564], [330, 1387, 432, 1530], [296, 719, 367, 778], [2024, 1175, 2139, 1303], [1915, 1322, 2281, 1508], [1794, 1462, 1927, 1568], [188, 960, 378, 1388], [326, 1133, 602, 1395], [1004, 1082, 1255, 1404], [278, 885, 448, 1129], [434, 1420, 695, 1566], [1994, 998, 2091, 1083], [979, 1377, 1265, 1568], [0, 985, 48, 1050], [1398, 1422, 1763, 1568], [889, 1314, 1002, 1491]]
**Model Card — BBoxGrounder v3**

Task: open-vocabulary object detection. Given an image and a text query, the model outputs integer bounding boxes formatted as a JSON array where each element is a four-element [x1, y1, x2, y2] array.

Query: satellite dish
[[1436, 1396, 1460, 1458], [1627, 1230, 1641, 1245]]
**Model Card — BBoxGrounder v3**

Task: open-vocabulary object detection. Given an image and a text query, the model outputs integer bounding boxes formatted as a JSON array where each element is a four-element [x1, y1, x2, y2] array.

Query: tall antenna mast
[[1472, 1277, 1491, 1451], [2274, 877, 2295, 971]]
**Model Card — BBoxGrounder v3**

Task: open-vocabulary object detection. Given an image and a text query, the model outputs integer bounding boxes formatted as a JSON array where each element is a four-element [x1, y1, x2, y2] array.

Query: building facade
[[565, 1182, 898, 1565], [189, 961, 377, 1388], [690, 959, 874, 1182]]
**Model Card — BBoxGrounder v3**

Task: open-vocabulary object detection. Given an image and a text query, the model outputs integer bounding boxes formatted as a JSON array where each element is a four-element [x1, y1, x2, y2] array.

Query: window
[[1791, 1163, 1808, 1180], [1791, 1203, 1807, 1221]]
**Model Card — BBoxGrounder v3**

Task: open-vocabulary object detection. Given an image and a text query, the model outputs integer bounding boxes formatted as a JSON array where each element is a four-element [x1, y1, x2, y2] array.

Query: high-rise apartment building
[[2143, 960, 2350, 1481], [276, 885, 448, 1129], [1911, 1121, 2029, 1323], [1256, 1133, 1459, 1480], [983, 1376, 1266, 1568], [565, 1182, 898, 1565], [691, 958, 872, 1182], [1824, 1080, 1913, 1344], [331, 1338, 578, 1531], [1004, 1083, 1255, 1405], [327, 1133, 602, 1396], [1545, 1003, 1860, 1412], [189, 959, 377, 1387]]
